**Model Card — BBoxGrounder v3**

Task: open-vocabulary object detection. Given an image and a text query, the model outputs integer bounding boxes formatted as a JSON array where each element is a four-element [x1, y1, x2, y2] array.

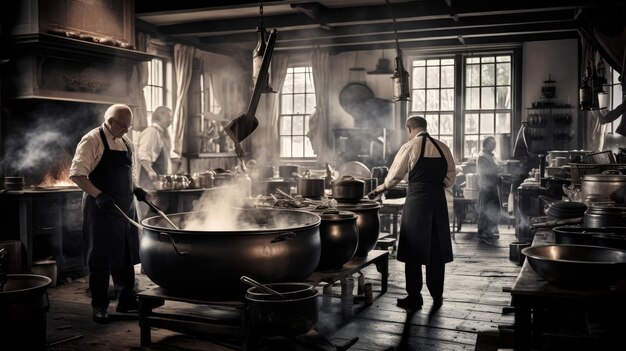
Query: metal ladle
[[240, 275, 285, 299]]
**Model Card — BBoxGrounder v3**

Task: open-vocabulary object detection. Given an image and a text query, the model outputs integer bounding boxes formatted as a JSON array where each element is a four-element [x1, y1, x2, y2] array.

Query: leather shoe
[[93, 308, 109, 324], [396, 296, 423, 310], [116, 299, 139, 313]]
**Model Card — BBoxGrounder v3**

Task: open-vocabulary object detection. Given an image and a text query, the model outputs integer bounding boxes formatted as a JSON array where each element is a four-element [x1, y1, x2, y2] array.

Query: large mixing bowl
[[521, 244, 626, 288], [140, 208, 321, 298]]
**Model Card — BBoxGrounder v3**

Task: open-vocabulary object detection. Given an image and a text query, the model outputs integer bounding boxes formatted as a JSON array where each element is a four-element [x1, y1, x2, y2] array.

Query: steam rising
[[181, 186, 303, 231]]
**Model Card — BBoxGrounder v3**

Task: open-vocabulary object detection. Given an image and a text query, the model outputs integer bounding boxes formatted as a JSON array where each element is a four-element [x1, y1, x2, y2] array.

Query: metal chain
[[384, 0, 401, 54], [259, 0, 264, 27]]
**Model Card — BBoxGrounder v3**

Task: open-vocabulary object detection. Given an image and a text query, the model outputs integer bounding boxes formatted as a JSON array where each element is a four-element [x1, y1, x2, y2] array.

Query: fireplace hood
[[1, 0, 154, 106], [3, 33, 153, 106]]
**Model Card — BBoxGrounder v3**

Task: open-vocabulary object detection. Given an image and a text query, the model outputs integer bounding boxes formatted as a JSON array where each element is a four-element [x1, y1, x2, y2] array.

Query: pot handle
[[341, 175, 355, 180], [159, 232, 189, 258], [602, 170, 621, 175], [271, 232, 296, 243]]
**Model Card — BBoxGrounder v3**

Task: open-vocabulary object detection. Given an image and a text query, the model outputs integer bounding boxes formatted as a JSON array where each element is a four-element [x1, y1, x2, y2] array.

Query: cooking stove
[[0, 186, 87, 277]]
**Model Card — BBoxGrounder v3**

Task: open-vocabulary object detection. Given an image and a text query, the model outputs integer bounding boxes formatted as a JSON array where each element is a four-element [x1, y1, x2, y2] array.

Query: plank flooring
[[33, 224, 519, 351]]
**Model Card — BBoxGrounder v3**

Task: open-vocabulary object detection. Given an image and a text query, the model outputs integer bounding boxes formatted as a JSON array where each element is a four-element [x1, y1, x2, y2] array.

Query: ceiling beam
[[154, 1, 585, 36], [197, 9, 578, 44]]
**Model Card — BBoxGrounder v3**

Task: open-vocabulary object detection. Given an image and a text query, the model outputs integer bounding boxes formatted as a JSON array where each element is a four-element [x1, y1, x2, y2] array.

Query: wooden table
[[138, 250, 389, 346], [380, 197, 404, 247], [507, 230, 626, 350]]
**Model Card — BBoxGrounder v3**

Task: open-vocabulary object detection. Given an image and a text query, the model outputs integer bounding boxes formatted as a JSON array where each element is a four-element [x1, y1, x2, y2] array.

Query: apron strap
[[427, 134, 446, 159], [98, 127, 110, 151]]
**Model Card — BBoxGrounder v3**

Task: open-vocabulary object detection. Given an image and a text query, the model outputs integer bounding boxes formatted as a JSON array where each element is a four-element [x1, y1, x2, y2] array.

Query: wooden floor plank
[[37, 224, 518, 350]]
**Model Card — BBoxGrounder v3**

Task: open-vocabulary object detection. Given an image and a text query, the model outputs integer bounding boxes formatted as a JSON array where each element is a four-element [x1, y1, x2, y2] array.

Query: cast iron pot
[[332, 176, 366, 203], [140, 209, 321, 297], [336, 200, 380, 258], [297, 178, 325, 198], [583, 204, 626, 228], [245, 283, 318, 337], [310, 208, 359, 271]]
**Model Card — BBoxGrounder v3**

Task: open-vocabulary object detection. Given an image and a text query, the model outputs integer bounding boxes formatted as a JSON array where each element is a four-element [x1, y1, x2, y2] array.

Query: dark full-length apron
[[82, 128, 139, 269], [397, 133, 453, 265], [138, 126, 168, 190]]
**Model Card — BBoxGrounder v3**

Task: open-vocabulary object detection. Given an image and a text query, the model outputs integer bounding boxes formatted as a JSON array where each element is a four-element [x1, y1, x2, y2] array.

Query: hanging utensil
[[114, 204, 143, 231], [240, 275, 285, 299], [225, 29, 278, 161]]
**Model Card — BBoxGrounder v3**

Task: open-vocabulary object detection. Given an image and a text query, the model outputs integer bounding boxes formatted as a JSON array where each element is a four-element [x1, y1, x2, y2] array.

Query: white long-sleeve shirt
[[69, 123, 135, 177], [137, 123, 171, 174], [383, 132, 456, 189]]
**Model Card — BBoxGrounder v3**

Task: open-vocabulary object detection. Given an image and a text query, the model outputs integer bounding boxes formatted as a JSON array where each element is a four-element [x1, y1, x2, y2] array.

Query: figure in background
[[137, 106, 173, 189], [476, 136, 502, 245], [367, 116, 456, 310], [70, 104, 148, 324]]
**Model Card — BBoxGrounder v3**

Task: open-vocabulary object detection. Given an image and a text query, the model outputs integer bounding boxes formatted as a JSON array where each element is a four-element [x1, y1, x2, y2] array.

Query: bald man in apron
[[369, 116, 456, 310]]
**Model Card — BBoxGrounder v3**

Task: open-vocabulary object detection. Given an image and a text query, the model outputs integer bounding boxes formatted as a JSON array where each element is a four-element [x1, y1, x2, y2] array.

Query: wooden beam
[[197, 9, 578, 44]]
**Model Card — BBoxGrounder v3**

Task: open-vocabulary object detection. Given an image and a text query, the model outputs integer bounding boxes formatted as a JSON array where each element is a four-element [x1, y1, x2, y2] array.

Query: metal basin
[[521, 244, 626, 288]]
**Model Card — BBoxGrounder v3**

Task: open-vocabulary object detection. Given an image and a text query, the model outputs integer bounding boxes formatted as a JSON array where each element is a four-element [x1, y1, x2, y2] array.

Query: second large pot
[[140, 209, 321, 297], [336, 200, 380, 258], [311, 209, 359, 271]]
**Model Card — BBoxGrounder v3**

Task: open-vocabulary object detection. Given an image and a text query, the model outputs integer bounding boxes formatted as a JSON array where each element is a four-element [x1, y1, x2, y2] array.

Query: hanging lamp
[[385, 0, 410, 101], [252, 0, 276, 93]]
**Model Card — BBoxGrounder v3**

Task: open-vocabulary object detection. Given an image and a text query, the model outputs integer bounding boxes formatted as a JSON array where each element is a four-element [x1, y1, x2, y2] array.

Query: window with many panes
[[279, 66, 316, 158], [607, 68, 623, 133], [200, 72, 222, 116], [410, 58, 455, 148], [463, 55, 512, 158], [144, 58, 166, 125]]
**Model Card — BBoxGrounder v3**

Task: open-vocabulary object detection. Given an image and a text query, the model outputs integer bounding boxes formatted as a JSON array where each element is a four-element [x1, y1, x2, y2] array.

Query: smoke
[[1, 101, 105, 183], [181, 185, 294, 231]]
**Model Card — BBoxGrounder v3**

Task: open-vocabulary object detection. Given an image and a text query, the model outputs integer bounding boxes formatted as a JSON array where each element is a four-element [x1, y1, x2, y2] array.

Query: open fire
[[37, 156, 76, 189]]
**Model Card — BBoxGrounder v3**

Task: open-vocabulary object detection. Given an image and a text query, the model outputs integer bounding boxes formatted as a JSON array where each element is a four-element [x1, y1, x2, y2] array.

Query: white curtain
[[173, 43, 195, 155], [252, 54, 289, 163], [133, 32, 151, 131], [202, 52, 247, 120], [309, 48, 331, 160]]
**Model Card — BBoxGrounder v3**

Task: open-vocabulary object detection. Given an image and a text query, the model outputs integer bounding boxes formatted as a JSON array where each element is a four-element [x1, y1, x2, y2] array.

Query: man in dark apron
[[70, 104, 148, 323], [137, 106, 172, 190], [368, 116, 456, 310]]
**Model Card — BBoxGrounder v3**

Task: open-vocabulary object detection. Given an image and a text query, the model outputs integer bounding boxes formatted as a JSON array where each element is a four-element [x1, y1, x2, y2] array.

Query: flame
[[38, 157, 75, 188]]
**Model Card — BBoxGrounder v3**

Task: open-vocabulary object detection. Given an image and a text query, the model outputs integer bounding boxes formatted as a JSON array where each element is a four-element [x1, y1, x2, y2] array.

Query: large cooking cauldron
[[140, 209, 321, 297], [337, 200, 381, 258]]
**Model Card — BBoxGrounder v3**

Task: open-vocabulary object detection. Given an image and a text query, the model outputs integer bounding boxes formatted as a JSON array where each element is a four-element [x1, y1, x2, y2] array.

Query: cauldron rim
[[141, 208, 321, 235]]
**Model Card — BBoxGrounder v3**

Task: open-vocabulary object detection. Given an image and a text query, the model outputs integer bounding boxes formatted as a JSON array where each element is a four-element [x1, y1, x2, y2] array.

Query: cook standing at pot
[[137, 106, 173, 189], [70, 104, 149, 324], [368, 116, 456, 310]]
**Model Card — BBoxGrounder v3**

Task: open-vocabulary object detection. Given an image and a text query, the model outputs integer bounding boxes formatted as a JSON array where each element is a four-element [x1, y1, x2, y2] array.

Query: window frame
[[407, 49, 520, 162], [278, 65, 317, 160]]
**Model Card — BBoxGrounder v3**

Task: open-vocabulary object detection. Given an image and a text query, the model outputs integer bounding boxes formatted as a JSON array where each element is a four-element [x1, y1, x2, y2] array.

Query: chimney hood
[[1, 0, 154, 106]]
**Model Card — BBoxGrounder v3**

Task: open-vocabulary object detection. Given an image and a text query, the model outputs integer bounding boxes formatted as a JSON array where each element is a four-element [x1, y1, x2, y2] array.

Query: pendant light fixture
[[385, 0, 410, 101], [252, 0, 276, 93]]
